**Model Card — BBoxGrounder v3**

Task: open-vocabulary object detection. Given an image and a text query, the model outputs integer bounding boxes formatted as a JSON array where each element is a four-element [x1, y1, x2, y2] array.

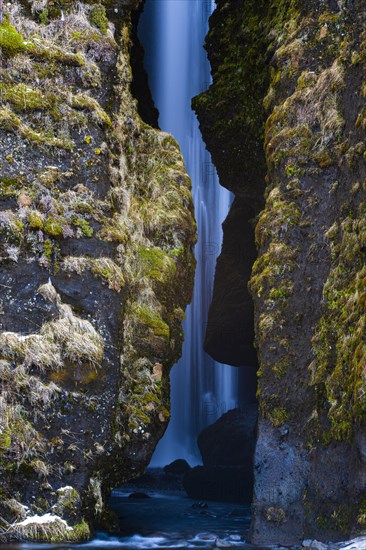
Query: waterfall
[[139, 0, 240, 466]]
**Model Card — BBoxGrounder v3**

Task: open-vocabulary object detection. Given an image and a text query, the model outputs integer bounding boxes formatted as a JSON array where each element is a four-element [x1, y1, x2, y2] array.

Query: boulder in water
[[164, 459, 191, 475], [302, 540, 327, 550], [215, 538, 236, 548], [198, 405, 258, 467], [191, 501, 208, 509], [128, 492, 150, 499]]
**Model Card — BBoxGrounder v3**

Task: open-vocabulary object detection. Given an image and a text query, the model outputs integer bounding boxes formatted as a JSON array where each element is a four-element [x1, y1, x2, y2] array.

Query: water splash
[[139, 0, 241, 466]]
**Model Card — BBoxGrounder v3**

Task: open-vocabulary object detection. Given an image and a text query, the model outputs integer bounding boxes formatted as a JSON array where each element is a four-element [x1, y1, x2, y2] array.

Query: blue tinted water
[[9, 493, 261, 549], [139, 0, 240, 467]]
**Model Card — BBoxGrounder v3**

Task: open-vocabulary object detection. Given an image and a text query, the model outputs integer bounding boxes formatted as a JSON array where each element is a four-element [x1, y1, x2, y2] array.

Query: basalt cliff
[[194, 0, 366, 545], [0, 0, 196, 541]]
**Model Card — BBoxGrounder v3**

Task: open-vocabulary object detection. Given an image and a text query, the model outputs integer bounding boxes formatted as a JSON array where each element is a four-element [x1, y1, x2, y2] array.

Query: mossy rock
[[137, 246, 176, 283], [0, 20, 25, 57], [44, 218, 64, 238], [129, 303, 170, 341], [90, 5, 108, 35], [0, 83, 51, 112], [28, 211, 44, 230]]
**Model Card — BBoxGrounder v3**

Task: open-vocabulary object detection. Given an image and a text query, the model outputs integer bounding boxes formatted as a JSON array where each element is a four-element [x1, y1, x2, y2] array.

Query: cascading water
[[139, 0, 241, 466]]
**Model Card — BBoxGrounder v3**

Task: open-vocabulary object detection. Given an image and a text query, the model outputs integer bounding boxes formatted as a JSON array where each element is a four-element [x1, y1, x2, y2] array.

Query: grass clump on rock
[[15, 515, 90, 543]]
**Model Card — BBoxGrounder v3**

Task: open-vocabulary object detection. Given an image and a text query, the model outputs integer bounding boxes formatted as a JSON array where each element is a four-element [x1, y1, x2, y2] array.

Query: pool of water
[[4, 491, 270, 550]]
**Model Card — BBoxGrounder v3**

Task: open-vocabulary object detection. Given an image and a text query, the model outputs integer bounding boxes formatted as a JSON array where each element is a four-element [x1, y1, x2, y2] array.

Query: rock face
[[194, 0, 366, 545], [193, 0, 263, 370], [0, 0, 196, 542], [204, 199, 258, 367]]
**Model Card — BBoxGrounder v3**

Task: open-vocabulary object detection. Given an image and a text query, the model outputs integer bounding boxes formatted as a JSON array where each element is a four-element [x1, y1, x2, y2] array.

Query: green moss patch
[[90, 5, 108, 35], [136, 246, 176, 283], [129, 303, 170, 341], [312, 208, 366, 442], [0, 20, 25, 57], [0, 83, 52, 112]]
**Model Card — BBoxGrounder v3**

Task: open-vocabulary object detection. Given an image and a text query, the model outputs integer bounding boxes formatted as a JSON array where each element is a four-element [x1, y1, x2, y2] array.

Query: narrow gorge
[[138, 0, 253, 468], [0, 0, 366, 548]]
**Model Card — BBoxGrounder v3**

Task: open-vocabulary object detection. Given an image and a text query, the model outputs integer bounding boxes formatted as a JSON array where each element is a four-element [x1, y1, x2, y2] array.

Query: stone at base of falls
[[121, 467, 187, 494], [214, 539, 238, 548], [191, 501, 208, 509], [164, 459, 191, 475], [302, 541, 328, 550], [303, 537, 366, 550], [183, 466, 252, 503], [128, 492, 150, 499], [198, 406, 258, 467], [184, 407, 257, 503]]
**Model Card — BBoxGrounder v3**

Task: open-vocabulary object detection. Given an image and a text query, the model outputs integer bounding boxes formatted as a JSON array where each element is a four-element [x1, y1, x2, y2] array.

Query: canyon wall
[[0, 0, 196, 541], [194, 0, 366, 544]]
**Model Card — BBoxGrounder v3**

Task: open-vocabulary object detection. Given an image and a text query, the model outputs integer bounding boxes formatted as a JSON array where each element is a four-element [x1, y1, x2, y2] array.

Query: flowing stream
[[12, 499, 255, 550], [139, 0, 241, 466]]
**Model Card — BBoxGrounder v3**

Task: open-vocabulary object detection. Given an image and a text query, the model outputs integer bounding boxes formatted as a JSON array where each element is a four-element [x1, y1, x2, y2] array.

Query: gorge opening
[[106, 1, 260, 544], [137, 0, 258, 469]]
